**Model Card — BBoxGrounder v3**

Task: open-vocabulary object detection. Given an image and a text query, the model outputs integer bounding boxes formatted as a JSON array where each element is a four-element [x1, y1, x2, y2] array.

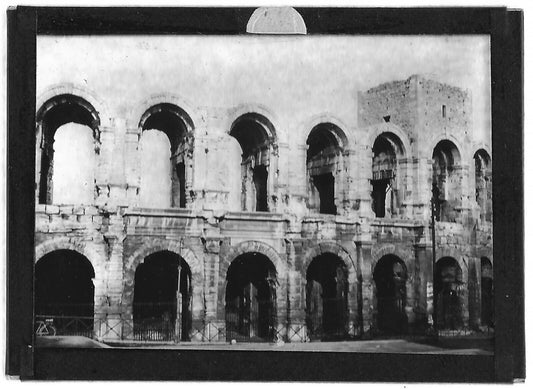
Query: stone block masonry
[[34, 74, 492, 342]]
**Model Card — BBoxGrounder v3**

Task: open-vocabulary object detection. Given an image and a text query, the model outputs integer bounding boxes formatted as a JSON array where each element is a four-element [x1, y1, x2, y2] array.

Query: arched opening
[[371, 133, 405, 218], [432, 140, 461, 222], [305, 253, 348, 340], [225, 253, 277, 342], [35, 250, 95, 337], [139, 104, 193, 208], [435, 257, 463, 330], [481, 257, 494, 328], [306, 123, 347, 215], [474, 150, 492, 223], [373, 255, 408, 334], [36, 94, 100, 205], [133, 251, 192, 341], [229, 113, 276, 212]]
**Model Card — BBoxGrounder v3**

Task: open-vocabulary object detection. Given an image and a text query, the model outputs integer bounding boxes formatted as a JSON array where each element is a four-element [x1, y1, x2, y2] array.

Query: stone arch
[[305, 121, 351, 215], [227, 109, 279, 212], [428, 133, 465, 164], [304, 243, 351, 339], [431, 138, 464, 222], [435, 248, 468, 278], [125, 239, 203, 281], [35, 247, 96, 332], [301, 242, 354, 274], [221, 240, 283, 342], [225, 103, 281, 144], [300, 114, 353, 151], [370, 130, 408, 219], [362, 122, 413, 159], [129, 93, 199, 134], [36, 90, 103, 205], [221, 240, 284, 277], [123, 239, 204, 327], [36, 83, 108, 129], [370, 244, 413, 276], [372, 254, 409, 334], [435, 256, 466, 330], [472, 142, 492, 160], [136, 99, 196, 209], [35, 237, 101, 275]]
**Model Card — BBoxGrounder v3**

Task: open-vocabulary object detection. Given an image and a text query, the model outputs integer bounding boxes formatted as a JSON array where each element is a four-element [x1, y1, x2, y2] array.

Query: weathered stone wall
[[34, 74, 492, 342]]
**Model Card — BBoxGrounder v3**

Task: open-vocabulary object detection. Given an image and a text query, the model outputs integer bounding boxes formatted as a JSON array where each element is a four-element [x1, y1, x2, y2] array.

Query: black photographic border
[[6, 6, 524, 382]]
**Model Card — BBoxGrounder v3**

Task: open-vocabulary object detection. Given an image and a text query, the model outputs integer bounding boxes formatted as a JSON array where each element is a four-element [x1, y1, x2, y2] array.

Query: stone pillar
[[356, 240, 374, 337], [106, 118, 128, 205], [468, 256, 481, 330], [412, 158, 432, 220], [455, 164, 472, 225], [124, 127, 141, 206], [201, 237, 223, 342], [398, 157, 415, 218], [414, 240, 432, 332], [344, 149, 360, 217], [353, 144, 374, 218], [273, 142, 290, 213], [95, 125, 115, 206], [284, 239, 307, 342], [347, 247, 359, 337], [268, 143, 280, 213]]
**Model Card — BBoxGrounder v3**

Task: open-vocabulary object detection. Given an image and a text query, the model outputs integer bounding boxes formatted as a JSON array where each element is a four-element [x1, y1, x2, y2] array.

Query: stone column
[[455, 164, 472, 225], [124, 127, 141, 206], [347, 245, 359, 337], [201, 237, 223, 342], [414, 240, 432, 332], [285, 239, 307, 342], [398, 157, 415, 218], [95, 124, 115, 206], [468, 256, 481, 330], [352, 144, 374, 218], [412, 158, 433, 220], [356, 240, 374, 337]]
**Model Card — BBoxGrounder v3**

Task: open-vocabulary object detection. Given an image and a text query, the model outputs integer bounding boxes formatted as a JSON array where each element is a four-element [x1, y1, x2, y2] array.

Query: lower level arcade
[[34, 218, 493, 343]]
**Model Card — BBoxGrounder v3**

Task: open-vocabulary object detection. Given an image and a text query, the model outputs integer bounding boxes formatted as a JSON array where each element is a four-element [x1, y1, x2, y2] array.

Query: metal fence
[[35, 315, 493, 343], [35, 315, 94, 337]]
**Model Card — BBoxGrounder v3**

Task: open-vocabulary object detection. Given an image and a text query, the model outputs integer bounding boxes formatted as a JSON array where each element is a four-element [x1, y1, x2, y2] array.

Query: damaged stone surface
[[34, 39, 492, 342]]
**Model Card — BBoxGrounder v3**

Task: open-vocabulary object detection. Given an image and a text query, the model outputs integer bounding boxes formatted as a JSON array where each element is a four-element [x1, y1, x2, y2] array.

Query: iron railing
[[35, 315, 494, 343]]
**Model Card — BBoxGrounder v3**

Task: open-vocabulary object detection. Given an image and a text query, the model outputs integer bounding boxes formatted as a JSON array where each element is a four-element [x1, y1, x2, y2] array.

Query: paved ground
[[36, 336, 111, 348], [37, 336, 493, 355]]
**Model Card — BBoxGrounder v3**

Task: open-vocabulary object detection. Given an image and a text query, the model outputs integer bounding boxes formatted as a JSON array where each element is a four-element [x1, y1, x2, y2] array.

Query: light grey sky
[[37, 35, 491, 143]]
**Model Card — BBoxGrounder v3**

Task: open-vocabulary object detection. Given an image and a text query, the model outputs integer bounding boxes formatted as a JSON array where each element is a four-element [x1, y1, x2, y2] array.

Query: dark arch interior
[[371, 133, 403, 218], [432, 140, 459, 170], [306, 124, 344, 215], [38, 95, 100, 141], [225, 252, 277, 341], [35, 249, 95, 336], [435, 257, 463, 330], [481, 257, 494, 327], [133, 251, 192, 341], [306, 123, 342, 162], [306, 253, 348, 339], [37, 95, 99, 205], [229, 114, 273, 212], [474, 149, 491, 172], [373, 255, 408, 334], [141, 104, 191, 208], [432, 140, 461, 222], [230, 114, 272, 158], [142, 104, 189, 154]]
